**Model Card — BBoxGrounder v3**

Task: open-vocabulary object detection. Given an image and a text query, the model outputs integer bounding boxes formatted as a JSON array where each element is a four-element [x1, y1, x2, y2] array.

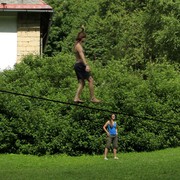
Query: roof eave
[[0, 4, 53, 12], [0, 9, 53, 12]]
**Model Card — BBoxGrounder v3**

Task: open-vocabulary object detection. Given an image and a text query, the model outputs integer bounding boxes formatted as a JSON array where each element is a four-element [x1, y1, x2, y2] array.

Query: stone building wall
[[17, 12, 40, 63]]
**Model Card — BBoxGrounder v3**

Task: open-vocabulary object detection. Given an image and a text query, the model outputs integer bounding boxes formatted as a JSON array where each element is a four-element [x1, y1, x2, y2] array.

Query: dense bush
[[0, 54, 179, 155], [0, 0, 179, 155]]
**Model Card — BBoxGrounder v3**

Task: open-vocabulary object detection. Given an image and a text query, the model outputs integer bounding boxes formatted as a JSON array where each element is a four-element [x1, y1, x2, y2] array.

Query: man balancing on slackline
[[73, 26, 101, 103]]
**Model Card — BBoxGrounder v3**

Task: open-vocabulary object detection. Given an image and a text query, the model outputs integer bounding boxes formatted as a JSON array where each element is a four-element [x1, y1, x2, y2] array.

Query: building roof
[[0, 0, 53, 53], [0, 0, 43, 4], [0, 0, 53, 12]]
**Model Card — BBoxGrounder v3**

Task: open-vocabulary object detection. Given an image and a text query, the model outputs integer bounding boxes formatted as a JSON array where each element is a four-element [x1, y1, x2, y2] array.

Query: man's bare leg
[[74, 80, 85, 102], [88, 77, 100, 103]]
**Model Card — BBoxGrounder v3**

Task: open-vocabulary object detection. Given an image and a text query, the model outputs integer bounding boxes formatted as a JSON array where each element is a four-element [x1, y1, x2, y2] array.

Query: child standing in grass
[[103, 114, 119, 160]]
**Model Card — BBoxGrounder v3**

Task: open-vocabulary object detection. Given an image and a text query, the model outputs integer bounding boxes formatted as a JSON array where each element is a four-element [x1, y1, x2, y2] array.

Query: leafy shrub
[[0, 54, 179, 155]]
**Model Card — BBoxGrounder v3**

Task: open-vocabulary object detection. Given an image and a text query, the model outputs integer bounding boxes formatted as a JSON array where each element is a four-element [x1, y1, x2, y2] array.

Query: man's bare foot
[[91, 97, 101, 103], [74, 99, 84, 103]]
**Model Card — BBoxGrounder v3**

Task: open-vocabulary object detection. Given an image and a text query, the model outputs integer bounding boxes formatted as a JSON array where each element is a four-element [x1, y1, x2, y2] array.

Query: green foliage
[[143, 0, 180, 63], [0, 54, 179, 155], [45, 0, 180, 66], [0, 0, 179, 156]]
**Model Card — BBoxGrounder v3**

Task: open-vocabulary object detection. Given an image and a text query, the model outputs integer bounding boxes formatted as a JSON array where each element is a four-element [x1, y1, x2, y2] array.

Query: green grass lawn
[[0, 147, 179, 180]]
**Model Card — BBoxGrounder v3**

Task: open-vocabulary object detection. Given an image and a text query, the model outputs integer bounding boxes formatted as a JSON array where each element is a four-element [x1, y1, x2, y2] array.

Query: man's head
[[76, 25, 86, 42]]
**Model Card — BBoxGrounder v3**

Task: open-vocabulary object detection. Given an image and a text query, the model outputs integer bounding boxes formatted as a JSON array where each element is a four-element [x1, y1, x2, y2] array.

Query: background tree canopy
[[45, 0, 180, 65], [0, 0, 179, 155]]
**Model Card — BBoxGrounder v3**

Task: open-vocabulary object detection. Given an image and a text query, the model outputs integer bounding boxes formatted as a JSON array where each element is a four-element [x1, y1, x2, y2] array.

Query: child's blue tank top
[[108, 122, 117, 135]]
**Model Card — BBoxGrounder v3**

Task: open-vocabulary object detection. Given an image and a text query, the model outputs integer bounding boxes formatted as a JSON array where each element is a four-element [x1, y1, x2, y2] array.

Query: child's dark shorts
[[105, 135, 118, 149]]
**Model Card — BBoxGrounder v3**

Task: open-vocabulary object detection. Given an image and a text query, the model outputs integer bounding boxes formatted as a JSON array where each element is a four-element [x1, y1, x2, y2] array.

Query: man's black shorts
[[74, 62, 91, 81]]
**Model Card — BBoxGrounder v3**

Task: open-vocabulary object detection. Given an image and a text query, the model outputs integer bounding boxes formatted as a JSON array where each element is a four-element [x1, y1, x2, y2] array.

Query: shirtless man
[[74, 26, 100, 103]]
